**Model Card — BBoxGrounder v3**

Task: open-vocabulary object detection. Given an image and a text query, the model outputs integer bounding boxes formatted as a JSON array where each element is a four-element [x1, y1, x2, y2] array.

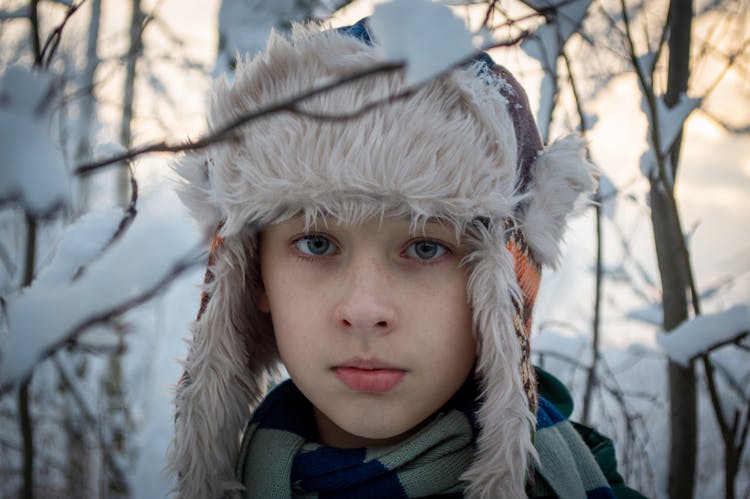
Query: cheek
[[264, 278, 331, 366], [418, 278, 475, 366], [447, 278, 476, 363]]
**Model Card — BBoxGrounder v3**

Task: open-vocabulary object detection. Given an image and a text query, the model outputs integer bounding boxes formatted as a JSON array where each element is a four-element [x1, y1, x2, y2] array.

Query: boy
[[169, 19, 640, 498]]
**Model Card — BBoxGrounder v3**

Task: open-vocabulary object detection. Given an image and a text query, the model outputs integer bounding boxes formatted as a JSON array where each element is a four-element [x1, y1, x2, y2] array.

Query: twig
[[597, 356, 657, 488], [701, 110, 750, 134], [18, 210, 37, 499], [650, 3, 671, 80], [560, 45, 601, 424], [689, 330, 750, 365], [29, 0, 43, 67], [74, 61, 401, 175], [110, 167, 138, 243], [701, 36, 750, 99], [71, 170, 138, 282], [481, 0, 499, 30], [737, 400, 750, 464], [39, 0, 86, 69], [288, 89, 416, 122], [703, 356, 730, 438], [52, 355, 127, 489], [533, 349, 588, 370], [18, 376, 32, 499]]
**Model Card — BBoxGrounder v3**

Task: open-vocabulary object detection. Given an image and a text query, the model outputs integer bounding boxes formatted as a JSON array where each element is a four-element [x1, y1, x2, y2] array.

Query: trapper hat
[[168, 20, 596, 499]]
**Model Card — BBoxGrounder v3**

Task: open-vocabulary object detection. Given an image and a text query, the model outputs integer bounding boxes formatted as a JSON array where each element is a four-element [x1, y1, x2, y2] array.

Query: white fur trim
[[172, 152, 221, 231], [461, 225, 537, 498], [173, 25, 520, 237], [519, 134, 598, 268], [167, 235, 279, 499]]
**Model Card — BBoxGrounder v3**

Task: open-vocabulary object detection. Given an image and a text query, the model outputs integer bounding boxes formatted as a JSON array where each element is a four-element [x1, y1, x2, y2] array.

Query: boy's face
[[257, 216, 476, 448]]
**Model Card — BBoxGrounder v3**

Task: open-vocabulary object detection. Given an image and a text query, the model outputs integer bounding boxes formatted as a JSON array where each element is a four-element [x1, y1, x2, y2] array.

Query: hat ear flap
[[518, 134, 598, 268], [461, 225, 537, 498], [172, 152, 222, 232], [168, 235, 279, 499]]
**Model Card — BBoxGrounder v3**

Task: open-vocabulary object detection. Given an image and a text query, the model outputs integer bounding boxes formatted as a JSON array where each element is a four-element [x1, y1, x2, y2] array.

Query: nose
[[333, 255, 397, 336]]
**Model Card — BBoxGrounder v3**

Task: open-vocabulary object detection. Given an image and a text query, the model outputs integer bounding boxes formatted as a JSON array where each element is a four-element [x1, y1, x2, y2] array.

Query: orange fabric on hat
[[197, 230, 224, 321]]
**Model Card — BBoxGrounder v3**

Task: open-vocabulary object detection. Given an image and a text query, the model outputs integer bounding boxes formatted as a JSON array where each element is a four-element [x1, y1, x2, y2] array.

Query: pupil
[[307, 237, 329, 254], [416, 242, 437, 258]]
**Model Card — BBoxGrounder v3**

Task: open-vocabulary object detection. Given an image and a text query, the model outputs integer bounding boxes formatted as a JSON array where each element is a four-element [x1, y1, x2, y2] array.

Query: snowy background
[[1, 0, 749, 497]]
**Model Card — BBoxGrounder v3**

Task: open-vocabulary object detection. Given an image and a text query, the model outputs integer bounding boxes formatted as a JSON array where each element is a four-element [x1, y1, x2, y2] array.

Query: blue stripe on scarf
[[536, 395, 565, 430], [293, 447, 407, 498], [251, 380, 318, 439], [587, 486, 617, 498]]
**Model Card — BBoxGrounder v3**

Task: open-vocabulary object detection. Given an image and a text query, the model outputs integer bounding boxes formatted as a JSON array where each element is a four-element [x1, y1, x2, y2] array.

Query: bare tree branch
[[30, 0, 42, 66], [39, 0, 86, 69], [701, 36, 750, 99], [737, 401, 750, 462], [70, 171, 139, 283], [74, 60, 401, 175], [702, 110, 750, 134], [691, 330, 750, 365], [481, 0, 499, 30], [74, 31, 528, 176]]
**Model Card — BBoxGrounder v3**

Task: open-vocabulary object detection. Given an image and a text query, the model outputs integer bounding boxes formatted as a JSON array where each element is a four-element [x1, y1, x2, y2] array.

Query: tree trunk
[[650, 171, 695, 499], [582, 200, 602, 423], [118, 0, 142, 207], [18, 375, 33, 499], [75, 0, 103, 212], [102, 352, 130, 497], [657, 1, 696, 498]]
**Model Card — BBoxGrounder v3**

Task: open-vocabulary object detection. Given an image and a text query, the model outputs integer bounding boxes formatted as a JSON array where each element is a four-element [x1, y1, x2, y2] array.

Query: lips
[[332, 358, 406, 393]]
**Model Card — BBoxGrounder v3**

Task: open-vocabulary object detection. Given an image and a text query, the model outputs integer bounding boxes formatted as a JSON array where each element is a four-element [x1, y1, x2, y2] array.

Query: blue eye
[[295, 235, 336, 256], [406, 240, 447, 260]]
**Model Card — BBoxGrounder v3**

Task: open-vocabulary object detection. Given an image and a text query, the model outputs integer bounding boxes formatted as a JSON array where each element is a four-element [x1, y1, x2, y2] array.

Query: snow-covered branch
[[657, 305, 750, 366], [0, 200, 204, 393]]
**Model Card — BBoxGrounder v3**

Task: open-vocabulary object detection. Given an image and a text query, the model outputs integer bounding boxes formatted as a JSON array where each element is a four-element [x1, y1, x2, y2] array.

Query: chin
[[341, 416, 423, 444]]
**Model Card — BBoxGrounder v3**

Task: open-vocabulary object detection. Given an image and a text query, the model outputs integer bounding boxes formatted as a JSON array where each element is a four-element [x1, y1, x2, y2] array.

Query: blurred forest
[[0, 0, 749, 497]]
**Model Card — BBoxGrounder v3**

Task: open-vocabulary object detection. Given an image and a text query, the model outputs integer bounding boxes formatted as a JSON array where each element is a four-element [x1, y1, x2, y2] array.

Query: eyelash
[[291, 233, 339, 260], [289, 234, 453, 265], [401, 238, 451, 264]]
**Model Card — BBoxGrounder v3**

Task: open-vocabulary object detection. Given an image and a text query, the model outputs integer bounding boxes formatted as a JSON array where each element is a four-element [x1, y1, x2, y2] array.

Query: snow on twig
[[0, 199, 204, 392], [657, 305, 750, 366], [0, 66, 70, 217], [369, 0, 477, 86]]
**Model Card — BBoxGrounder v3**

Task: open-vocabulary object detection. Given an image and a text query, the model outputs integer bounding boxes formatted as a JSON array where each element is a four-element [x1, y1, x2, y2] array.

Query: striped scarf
[[236, 378, 614, 498]]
